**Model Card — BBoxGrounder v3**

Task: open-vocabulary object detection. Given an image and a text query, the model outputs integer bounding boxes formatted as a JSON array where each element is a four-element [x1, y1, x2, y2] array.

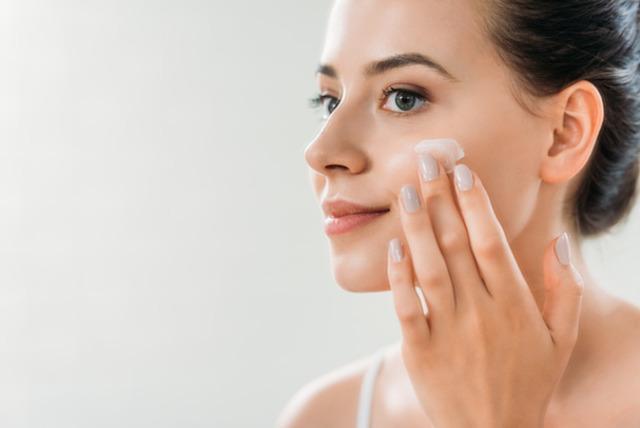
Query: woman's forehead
[[320, 0, 492, 82]]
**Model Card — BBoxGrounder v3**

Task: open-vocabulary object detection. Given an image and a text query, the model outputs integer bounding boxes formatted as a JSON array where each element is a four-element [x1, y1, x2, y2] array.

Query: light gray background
[[1, 1, 638, 427]]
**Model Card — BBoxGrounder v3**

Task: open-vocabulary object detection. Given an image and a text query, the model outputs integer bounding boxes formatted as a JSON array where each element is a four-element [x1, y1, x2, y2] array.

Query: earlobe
[[539, 80, 604, 184]]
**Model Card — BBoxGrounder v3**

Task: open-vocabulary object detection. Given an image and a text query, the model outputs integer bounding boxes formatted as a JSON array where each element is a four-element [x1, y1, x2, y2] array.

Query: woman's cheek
[[329, 145, 418, 293], [328, 137, 534, 294], [467, 140, 541, 246], [335, 141, 452, 292]]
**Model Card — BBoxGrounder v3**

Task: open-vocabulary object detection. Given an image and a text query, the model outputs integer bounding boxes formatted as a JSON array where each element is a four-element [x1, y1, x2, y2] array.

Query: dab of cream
[[413, 138, 465, 173]]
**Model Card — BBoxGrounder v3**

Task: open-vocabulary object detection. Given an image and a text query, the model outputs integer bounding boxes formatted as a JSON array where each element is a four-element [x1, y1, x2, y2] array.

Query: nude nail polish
[[401, 185, 421, 213], [389, 238, 404, 262], [419, 152, 439, 182], [454, 164, 473, 191], [555, 232, 571, 266]]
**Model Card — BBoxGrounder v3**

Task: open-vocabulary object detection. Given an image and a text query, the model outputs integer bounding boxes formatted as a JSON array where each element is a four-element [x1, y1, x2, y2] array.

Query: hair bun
[[487, 0, 640, 237]]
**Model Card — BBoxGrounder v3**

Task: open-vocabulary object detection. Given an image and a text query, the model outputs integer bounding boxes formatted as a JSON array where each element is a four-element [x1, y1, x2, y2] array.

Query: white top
[[355, 348, 387, 428]]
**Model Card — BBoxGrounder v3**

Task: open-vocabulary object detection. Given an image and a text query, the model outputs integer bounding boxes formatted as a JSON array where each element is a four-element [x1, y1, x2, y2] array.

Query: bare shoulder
[[599, 298, 640, 426], [596, 296, 640, 370], [275, 352, 378, 428], [619, 299, 640, 364], [612, 297, 640, 346], [615, 299, 640, 425]]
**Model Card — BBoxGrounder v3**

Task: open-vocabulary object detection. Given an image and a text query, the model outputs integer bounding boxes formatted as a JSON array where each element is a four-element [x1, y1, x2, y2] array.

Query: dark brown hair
[[481, 0, 640, 238]]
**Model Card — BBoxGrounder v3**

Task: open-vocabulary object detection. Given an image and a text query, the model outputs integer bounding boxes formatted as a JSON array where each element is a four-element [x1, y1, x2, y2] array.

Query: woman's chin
[[330, 249, 391, 292]]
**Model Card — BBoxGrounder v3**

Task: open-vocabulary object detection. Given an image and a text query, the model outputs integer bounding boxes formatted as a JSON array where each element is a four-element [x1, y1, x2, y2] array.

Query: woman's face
[[304, 0, 553, 292]]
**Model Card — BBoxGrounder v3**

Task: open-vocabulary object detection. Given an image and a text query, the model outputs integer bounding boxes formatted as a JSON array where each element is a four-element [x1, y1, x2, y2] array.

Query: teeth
[[414, 138, 465, 173]]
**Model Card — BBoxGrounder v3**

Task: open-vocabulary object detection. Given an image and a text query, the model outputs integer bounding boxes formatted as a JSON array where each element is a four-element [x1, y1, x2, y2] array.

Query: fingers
[[387, 237, 431, 347], [395, 184, 456, 341], [451, 163, 531, 305], [541, 232, 584, 352], [413, 153, 491, 314]]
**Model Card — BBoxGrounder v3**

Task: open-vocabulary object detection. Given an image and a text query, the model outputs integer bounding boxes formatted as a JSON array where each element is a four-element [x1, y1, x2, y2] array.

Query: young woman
[[278, 0, 640, 426]]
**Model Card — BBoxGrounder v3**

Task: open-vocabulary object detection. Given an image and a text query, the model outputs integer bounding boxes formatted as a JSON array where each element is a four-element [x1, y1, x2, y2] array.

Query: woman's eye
[[382, 88, 427, 113], [308, 87, 429, 119], [308, 94, 339, 119]]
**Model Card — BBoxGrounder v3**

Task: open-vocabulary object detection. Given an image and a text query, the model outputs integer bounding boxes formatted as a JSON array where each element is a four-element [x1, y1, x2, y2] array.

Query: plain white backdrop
[[1, 1, 638, 427]]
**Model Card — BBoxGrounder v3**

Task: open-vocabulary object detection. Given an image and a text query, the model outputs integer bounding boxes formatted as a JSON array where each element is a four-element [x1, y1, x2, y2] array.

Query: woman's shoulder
[[596, 298, 640, 424], [617, 298, 640, 367], [609, 297, 640, 349], [276, 347, 392, 428], [568, 296, 640, 425]]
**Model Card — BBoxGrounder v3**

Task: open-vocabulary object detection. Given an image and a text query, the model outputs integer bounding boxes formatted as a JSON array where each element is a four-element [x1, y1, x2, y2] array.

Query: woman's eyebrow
[[315, 52, 460, 83]]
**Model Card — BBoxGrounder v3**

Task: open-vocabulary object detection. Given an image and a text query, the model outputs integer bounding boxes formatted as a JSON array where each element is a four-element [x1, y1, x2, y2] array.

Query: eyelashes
[[380, 86, 431, 116], [308, 86, 432, 120], [308, 93, 339, 117]]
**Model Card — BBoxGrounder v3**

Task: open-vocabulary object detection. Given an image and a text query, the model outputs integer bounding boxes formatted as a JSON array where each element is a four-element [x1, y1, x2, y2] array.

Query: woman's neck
[[510, 213, 620, 403]]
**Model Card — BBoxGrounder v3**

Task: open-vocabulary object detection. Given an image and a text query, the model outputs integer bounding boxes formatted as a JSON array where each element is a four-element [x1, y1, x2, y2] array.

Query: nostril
[[326, 164, 347, 170]]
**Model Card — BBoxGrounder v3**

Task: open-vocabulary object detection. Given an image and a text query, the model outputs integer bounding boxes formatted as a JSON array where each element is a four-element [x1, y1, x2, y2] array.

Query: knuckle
[[439, 230, 468, 254], [389, 274, 411, 291], [416, 269, 447, 288], [395, 304, 424, 324], [475, 237, 503, 260]]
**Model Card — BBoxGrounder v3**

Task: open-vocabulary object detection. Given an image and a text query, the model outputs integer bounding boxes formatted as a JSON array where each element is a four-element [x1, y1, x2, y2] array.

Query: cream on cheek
[[380, 138, 466, 205], [414, 138, 465, 172]]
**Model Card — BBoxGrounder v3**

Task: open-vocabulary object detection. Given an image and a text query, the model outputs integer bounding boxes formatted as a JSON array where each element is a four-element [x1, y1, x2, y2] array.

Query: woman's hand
[[386, 152, 584, 428]]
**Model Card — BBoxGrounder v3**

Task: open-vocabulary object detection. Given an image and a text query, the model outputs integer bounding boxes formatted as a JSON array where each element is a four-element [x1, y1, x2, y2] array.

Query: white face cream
[[413, 138, 465, 173]]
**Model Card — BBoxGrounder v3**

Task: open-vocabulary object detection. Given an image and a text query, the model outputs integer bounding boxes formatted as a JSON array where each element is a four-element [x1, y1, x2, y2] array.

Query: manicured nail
[[555, 232, 571, 266], [401, 185, 421, 213], [454, 164, 473, 191], [389, 238, 404, 262], [418, 152, 439, 182]]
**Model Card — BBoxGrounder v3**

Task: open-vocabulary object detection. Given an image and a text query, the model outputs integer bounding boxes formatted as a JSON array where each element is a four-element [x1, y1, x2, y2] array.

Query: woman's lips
[[324, 209, 390, 236]]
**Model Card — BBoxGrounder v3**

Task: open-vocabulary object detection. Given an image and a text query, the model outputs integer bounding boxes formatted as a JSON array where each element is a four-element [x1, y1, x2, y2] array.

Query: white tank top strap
[[355, 347, 387, 428]]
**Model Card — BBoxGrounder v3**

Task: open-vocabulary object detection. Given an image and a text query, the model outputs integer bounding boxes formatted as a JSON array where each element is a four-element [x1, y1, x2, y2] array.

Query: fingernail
[[555, 232, 571, 266], [389, 238, 404, 262], [454, 164, 473, 191], [570, 264, 584, 286], [401, 185, 421, 213], [418, 152, 439, 182]]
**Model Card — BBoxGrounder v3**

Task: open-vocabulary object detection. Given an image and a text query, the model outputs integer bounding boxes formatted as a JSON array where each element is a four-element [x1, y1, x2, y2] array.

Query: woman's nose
[[303, 106, 370, 176], [303, 136, 368, 177], [304, 139, 367, 175]]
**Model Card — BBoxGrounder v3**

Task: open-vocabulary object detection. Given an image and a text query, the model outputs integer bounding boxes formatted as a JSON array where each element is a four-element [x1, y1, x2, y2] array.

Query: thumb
[[541, 232, 585, 350]]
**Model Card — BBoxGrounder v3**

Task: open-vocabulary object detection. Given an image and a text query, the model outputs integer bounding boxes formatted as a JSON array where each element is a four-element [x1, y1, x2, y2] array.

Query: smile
[[324, 209, 390, 236]]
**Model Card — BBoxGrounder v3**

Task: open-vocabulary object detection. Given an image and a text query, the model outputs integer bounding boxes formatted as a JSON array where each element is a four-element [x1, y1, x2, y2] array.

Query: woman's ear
[[540, 80, 604, 184]]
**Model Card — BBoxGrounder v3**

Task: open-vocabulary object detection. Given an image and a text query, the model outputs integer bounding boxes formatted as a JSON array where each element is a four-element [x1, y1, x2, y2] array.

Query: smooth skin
[[387, 158, 583, 427], [278, 0, 640, 426]]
